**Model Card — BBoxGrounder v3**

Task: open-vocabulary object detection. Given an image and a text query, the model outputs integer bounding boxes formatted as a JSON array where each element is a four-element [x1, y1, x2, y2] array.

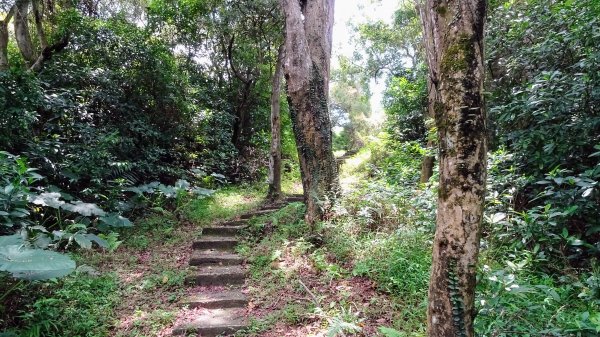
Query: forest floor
[[83, 187, 267, 337], [73, 151, 412, 337]]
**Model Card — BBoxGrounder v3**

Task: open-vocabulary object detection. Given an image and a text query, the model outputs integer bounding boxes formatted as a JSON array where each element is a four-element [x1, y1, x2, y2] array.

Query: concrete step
[[186, 265, 246, 286], [193, 236, 238, 250], [172, 308, 247, 337], [219, 220, 248, 227], [183, 290, 248, 309], [202, 225, 246, 236], [239, 208, 277, 220], [285, 195, 304, 203], [260, 204, 284, 211], [190, 250, 243, 266]]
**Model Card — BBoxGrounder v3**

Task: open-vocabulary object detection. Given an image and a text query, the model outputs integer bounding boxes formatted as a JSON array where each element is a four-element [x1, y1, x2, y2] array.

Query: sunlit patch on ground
[[339, 148, 371, 194]]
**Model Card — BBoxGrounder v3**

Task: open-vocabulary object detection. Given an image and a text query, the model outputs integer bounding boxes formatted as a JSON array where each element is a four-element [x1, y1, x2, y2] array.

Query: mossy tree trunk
[[420, 140, 435, 183], [418, 3, 441, 185], [14, 0, 36, 66], [0, 6, 15, 71], [280, 0, 339, 227], [420, 0, 487, 336], [267, 43, 285, 201]]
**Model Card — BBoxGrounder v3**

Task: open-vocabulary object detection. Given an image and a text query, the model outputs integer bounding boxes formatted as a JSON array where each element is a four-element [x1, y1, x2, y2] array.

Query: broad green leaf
[[62, 201, 106, 216], [0, 234, 23, 246], [73, 234, 92, 249], [29, 192, 65, 208], [157, 184, 177, 198], [175, 179, 190, 189], [86, 234, 109, 249], [0, 246, 75, 280], [99, 214, 133, 228], [191, 187, 215, 196], [378, 327, 406, 337]]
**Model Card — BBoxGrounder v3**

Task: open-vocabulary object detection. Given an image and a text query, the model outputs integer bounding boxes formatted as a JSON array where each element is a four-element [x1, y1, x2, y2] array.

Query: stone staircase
[[172, 194, 303, 337]]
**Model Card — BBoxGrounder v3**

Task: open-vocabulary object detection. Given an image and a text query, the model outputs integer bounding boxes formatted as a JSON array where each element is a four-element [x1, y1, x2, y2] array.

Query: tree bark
[[267, 43, 285, 201], [420, 1, 487, 336], [29, 33, 69, 72], [227, 35, 256, 150], [419, 144, 434, 183], [417, 4, 439, 185], [0, 6, 15, 71], [32, 0, 47, 50], [14, 0, 37, 66], [280, 0, 339, 227]]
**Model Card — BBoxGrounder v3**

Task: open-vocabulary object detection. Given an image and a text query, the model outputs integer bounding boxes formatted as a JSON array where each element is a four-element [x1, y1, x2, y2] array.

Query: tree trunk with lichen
[[280, 0, 339, 227], [420, 1, 487, 336], [420, 140, 435, 183], [418, 3, 440, 185], [0, 6, 15, 71], [267, 44, 285, 201], [14, 0, 37, 66]]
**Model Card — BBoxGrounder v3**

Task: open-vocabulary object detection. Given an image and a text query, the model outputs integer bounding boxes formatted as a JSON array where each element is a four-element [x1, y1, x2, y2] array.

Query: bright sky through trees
[[332, 0, 399, 125]]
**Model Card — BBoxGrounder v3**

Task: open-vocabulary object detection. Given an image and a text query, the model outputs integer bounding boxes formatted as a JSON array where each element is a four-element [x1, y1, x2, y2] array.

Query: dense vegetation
[[1, 0, 599, 336]]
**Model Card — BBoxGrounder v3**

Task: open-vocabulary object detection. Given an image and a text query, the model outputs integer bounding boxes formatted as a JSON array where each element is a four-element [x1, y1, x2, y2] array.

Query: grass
[[236, 190, 426, 336], [179, 184, 266, 226], [237, 143, 600, 337], [15, 273, 120, 337]]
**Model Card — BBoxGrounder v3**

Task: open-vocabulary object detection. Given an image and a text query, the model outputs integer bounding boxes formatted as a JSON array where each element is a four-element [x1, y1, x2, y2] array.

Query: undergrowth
[[1, 184, 265, 336]]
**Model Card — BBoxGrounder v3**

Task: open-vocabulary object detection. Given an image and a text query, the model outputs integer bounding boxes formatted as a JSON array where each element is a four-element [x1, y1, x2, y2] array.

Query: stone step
[[219, 220, 248, 227], [186, 265, 246, 286], [172, 308, 247, 337], [193, 236, 238, 250], [190, 250, 243, 266], [183, 290, 248, 309], [239, 208, 277, 220], [285, 195, 304, 202], [260, 204, 284, 211], [202, 225, 246, 236]]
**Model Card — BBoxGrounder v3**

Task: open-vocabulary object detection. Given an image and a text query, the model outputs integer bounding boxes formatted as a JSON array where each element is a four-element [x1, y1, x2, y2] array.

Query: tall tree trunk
[[420, 1, 487, 336], [14, 0, 37, 66], [0, 6, 15, 71], [419, 140, 434, 183], [280, 0, 339, 227], [418, 5, 439, 185], [267, 43, 285, 201], [231, 81, 254, 150], [32, 0, 47, 50]]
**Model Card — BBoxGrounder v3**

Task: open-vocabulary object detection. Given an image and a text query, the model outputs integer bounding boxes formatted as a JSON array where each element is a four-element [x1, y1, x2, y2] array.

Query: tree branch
[[29, 33, 69, 72], [227, 34, 250, 84]]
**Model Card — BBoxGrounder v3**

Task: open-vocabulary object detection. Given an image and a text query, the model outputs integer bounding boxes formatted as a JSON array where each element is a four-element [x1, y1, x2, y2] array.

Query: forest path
[[172, 195, 304, 337]]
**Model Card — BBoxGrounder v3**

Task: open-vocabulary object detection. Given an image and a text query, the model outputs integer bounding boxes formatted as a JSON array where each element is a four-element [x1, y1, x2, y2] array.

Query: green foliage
[[487, 0, 600, 177], [484, 150, 599, 271], [179, 184, 266, 226], [378, 326, 406, 337], [354, 1, 423, 81], [383, 72, 428, 143], [0, 240, 75, 281], [476, 264, 600, 336], [329, 80, 371, 151], [478, 150, 600, 335], [16, 273, 119, 337], [368, 137, 428, 186], [0, 71, 40, 150], [352, 232, 431, 300]]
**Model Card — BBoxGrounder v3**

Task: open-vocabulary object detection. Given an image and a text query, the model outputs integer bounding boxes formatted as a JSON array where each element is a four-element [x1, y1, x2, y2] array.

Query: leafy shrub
[[476, 264, 600, 336], [487, 0, 600, 177], [16, 273, 119, 337]]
